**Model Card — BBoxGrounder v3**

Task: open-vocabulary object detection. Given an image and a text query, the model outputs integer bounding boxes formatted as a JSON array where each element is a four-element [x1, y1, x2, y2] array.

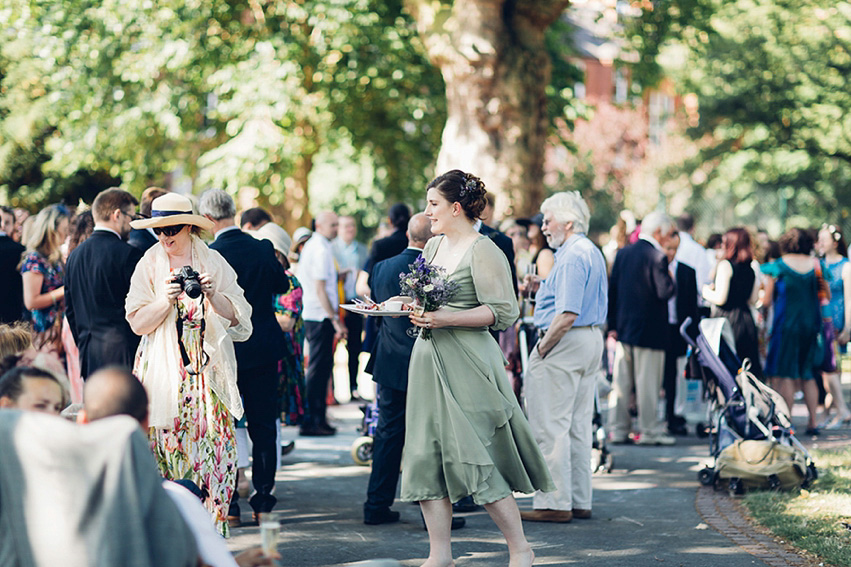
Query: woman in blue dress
[[816, 224, 851, 427]]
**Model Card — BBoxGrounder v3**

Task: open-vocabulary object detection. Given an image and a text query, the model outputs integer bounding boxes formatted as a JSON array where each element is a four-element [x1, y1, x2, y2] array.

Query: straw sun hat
[[247, 222, 292, 256], [129, 193, 214, 232]]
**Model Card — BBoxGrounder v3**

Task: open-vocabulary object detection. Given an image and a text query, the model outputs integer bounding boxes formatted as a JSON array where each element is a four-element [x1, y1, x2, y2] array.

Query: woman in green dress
[[760, 228, 823, 435], [402, 170, 554, 567]]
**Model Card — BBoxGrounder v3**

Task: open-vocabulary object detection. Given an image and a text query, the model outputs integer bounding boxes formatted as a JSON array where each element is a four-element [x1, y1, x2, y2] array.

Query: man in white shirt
[[675, 213, 713, 310], [332, 215, 368, 400], [300, 211, 347, 436]]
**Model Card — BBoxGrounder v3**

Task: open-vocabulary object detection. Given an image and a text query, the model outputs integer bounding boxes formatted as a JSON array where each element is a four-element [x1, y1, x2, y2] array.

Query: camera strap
[[176, 297, 210, 375]]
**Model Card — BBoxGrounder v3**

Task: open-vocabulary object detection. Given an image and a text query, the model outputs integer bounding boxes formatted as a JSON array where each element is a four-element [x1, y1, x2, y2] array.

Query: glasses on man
[[153, 225, 186, 237], [119, 210, 144, 221]]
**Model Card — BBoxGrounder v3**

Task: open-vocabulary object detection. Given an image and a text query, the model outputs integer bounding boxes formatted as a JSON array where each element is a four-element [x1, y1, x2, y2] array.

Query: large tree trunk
[[406, 0, 569, 218]]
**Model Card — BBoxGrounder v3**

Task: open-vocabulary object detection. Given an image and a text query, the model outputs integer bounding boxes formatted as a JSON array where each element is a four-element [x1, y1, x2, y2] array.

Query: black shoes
[[299, 426, 333, 437], [419, 511, 466, 530], [364, 508, 401, 525], [452, 496, 480, 513], [299, 421, 337, 436], [281, 441, 296, 456]]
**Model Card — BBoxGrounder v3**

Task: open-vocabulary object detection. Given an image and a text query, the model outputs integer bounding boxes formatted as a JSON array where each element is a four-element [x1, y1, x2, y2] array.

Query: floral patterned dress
[[275, 271, 305, 425], [20, 251, 65, 355], [137, 293, 237, 537]]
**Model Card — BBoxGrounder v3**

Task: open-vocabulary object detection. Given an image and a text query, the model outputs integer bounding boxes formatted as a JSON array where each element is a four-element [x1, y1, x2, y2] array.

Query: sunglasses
[[153, 224, 186, 237]]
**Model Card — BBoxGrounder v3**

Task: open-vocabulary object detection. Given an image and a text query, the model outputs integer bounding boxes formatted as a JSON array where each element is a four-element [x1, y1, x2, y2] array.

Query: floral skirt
[[148, 366, 237, 537]]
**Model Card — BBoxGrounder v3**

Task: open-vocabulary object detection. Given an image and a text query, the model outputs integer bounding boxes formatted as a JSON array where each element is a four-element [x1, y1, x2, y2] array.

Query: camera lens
[[184, 279, 203, 299]]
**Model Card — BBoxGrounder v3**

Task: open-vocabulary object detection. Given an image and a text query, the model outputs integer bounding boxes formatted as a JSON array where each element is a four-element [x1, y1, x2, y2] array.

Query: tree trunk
[[406, 0, 569, 218]]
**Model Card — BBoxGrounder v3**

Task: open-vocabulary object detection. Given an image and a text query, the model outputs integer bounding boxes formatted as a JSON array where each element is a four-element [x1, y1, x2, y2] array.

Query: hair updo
[[427, 170, 488, 221]]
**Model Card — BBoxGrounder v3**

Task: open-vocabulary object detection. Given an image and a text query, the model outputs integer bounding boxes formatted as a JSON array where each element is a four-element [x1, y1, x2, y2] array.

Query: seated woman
[[126, 193, 252, 536]]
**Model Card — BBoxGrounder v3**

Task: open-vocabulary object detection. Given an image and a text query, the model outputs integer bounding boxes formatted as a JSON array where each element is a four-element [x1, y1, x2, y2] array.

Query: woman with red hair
[[702, 227, 763, 377]]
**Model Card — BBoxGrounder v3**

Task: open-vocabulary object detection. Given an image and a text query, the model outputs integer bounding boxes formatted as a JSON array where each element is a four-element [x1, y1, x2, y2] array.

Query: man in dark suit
[[0, 206, 25, 323], [127, 187, 168, 252], [478, 192, 517, 294], [663, 232, 699, 436], [357, 203, 412, 357], [478, 223, 517, 295], [65, 189, 143, 378], [363, 203, 411, 275], [608, 211, 677, 446], [362, 214, 428, 525], [199, 189, 290, 523]]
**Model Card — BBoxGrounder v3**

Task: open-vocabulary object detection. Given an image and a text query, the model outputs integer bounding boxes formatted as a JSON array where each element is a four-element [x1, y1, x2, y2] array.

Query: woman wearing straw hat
[[125, 193, 252, 536]]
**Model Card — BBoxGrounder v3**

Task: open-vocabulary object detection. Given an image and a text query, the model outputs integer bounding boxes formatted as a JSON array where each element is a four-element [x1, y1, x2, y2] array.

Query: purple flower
[[399, 256, 461, 339]]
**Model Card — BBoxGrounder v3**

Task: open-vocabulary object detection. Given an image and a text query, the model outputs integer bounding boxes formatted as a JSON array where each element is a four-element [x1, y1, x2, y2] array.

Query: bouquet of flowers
[[399, 255, 461, 340]]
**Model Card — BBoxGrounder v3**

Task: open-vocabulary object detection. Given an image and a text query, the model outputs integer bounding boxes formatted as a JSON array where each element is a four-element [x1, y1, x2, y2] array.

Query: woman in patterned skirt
[[126, 193, 252, 536]]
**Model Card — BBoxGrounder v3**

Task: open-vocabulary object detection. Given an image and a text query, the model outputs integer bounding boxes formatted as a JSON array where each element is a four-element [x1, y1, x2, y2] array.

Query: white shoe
[[636, 434, 675, 446]]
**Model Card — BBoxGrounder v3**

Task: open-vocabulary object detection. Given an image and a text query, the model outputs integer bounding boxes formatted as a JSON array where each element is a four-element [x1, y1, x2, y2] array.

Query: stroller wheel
[[728, 477, 745, 496], [767, 474, 781, 490], [698, 467, 715, 486], [351, 436, 374, 466], [807, 462, 818, 481]]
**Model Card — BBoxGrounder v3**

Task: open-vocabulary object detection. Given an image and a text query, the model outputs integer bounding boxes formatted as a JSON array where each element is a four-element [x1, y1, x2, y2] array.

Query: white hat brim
[[130, 213, 214, 232]]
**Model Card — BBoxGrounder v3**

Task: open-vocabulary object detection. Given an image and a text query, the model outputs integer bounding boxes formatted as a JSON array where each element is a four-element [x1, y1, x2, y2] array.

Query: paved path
[[227, 402, 850, 566]]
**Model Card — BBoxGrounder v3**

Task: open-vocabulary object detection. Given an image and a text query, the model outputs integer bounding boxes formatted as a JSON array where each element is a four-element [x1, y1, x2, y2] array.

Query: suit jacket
[[210, 229, 290, 368], [670, 261, 699, 356], [364, 248, 420, 392], [479, 224, 518, 295], [127, 228, 158, 252], [364, 229, 408, 273], [0, 235, 25, 323], [608, 238, 676, 350], [65, 231, 143, 377]]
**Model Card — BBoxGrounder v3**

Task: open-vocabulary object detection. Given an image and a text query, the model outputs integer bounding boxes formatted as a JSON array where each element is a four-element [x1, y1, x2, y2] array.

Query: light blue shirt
[[533, 233, 608, 330], [332, 238, 368, 300]]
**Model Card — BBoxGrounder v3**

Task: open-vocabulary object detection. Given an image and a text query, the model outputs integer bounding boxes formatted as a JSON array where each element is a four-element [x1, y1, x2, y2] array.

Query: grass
[[743, 446, 851, 567]]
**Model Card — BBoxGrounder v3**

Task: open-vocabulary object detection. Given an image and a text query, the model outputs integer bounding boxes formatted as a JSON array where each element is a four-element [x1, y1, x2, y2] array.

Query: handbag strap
[[814, 258, 830, 305]]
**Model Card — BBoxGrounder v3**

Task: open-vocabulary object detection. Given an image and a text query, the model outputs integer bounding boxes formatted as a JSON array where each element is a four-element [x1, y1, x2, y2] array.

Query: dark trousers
[[364, 384, 407, 514], [343, 312, 364, 393], [233, 359, 280, 513], [305, 319, 335, 426], [664, 323, 685, 424]]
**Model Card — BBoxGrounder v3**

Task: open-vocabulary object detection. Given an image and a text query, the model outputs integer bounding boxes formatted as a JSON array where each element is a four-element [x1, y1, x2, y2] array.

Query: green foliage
[[623, 0, 851, 228], [545, 17, 587, 142], [0, 0, 444, 211]]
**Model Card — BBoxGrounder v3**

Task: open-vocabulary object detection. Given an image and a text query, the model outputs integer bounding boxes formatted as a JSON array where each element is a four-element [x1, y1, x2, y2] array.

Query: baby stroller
[[681, 317, 817, 493], [352, 398, 379, 466]]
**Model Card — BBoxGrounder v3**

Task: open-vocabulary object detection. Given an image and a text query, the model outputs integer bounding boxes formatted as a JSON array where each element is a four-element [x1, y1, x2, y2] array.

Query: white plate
[[341, 304, 411, 317]]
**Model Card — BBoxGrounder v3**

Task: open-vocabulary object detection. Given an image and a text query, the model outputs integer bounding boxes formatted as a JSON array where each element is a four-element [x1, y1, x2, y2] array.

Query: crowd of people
[[1, 177, 850, 566]]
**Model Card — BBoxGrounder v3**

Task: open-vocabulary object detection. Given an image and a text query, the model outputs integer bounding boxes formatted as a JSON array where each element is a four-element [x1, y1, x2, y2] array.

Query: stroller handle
[[679, 317, 698, 348]]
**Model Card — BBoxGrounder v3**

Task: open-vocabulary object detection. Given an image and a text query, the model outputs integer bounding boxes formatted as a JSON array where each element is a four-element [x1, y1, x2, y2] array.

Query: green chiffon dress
[[400, 235, 555, 505]]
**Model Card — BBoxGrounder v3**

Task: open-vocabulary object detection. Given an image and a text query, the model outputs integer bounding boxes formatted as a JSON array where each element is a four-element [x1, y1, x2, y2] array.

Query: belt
[[537, 324, 600, 340]]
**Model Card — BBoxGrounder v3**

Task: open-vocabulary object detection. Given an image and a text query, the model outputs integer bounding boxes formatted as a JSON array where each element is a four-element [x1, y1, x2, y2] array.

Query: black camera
[[172, 265, 203, 299]]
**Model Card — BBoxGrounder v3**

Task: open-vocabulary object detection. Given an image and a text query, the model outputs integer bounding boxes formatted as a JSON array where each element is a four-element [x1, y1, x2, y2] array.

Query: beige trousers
[[526, 327, 604, 511], [609, 342, 666, 439]]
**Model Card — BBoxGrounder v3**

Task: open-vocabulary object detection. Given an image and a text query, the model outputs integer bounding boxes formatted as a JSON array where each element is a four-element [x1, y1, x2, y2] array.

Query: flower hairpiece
[[823, 223, 842, 241], [460, 177, 477, 198]]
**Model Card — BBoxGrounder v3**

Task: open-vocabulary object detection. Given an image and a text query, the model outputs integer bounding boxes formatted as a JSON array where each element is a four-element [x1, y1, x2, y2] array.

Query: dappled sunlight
[[276, 463, 369, 480], [592, 478, 659, 491]]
